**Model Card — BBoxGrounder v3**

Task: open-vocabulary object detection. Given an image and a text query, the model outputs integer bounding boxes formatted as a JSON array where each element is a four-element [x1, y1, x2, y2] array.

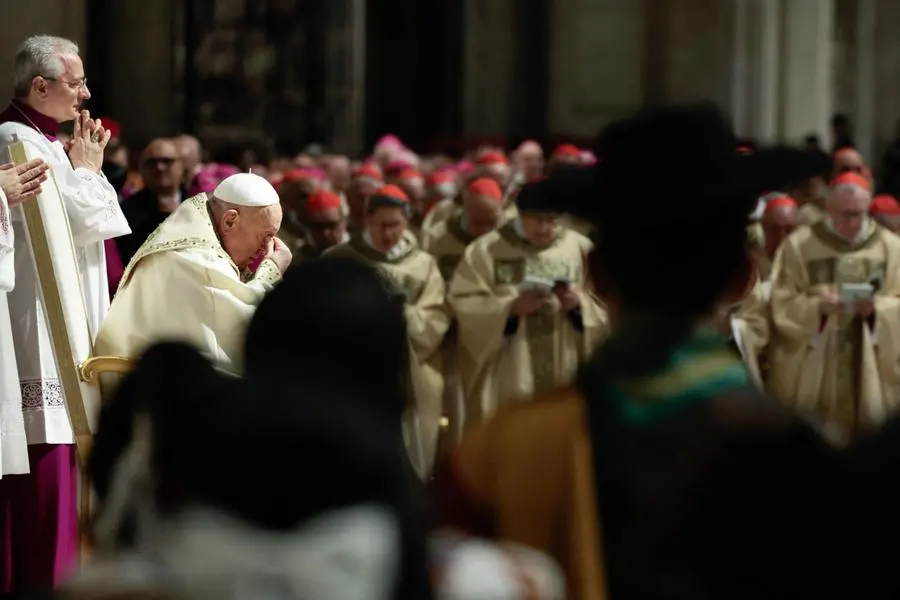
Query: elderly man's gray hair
[[13, 35, 80, 98]]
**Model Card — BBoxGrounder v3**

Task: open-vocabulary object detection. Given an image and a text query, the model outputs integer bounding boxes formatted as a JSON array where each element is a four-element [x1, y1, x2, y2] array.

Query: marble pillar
[[547, 0, 644, 135], [854, 0, 876, 161], [103, 0, 178, 141], [780, 0, 835, 144], [731, 0, 782, 143], [462, 0, 516, 136], [874, 0, 900, 160]]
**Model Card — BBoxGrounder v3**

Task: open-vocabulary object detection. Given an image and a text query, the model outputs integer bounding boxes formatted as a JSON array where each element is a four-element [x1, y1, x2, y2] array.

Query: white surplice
[[0, 123, 130, 445], [94, 194, 282, 375], [0, 187, 28, 476]]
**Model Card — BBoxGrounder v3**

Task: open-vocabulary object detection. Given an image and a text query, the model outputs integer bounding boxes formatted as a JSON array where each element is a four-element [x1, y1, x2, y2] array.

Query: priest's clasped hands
[[67, 109, 111, 174], [511, 283, 580, 317], [0, 158, 49, 207], [819, 292, 875, 318]]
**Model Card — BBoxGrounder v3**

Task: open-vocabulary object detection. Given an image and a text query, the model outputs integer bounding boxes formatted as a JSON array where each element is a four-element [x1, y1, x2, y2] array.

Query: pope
[[95, 173, 292, 375]]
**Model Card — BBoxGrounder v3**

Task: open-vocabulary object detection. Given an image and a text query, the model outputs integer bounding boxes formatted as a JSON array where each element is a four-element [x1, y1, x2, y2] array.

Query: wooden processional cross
[[9, 136, 134, 565]]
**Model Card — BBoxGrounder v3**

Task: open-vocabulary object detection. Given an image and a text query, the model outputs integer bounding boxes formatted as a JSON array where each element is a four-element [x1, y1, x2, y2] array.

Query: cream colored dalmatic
[[767, 220, 900, 439], [94, 194, 282, 375], [448, 223, 608, 431], [0, 124, 129, 449], [327, 235, 451, 478], [0, 188, 28, 477], [422, 215, 480, 450]]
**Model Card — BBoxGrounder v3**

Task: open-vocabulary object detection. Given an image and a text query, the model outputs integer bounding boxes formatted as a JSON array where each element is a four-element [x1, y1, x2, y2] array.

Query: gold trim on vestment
[[447, 214, 476, 246], [810, 220, 880, 254], [347, 233, 416, 264], [118, 194, 237, 291], [497, 221, 565, 252]]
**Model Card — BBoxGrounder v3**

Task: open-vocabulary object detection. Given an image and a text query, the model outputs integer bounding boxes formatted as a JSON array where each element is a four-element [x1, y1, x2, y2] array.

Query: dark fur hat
[[531, 103, 831, 229]]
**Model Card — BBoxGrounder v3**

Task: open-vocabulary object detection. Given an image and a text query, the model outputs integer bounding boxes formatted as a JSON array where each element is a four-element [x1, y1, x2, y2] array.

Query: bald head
[[514, 140, 544, 179], [463, 187, 504, 238], [827, 182, 871, 241], [833, 148, 865, 178], [323, 154, 352, 193], [173, 134, 202, 174], [141, 138, 183, 193]]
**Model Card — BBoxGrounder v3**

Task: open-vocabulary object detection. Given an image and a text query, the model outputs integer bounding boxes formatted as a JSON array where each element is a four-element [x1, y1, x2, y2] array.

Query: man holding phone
[[768, 171, 900, 443], [448, 179, 608, 431]]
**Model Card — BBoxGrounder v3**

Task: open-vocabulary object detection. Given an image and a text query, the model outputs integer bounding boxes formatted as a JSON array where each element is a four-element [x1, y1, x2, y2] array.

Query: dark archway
[[364, 0, 463, 153]]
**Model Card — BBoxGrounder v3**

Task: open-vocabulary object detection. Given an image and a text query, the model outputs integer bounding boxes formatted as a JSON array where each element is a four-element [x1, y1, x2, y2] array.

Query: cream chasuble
[[421, 198, 460, 238], [423, 201, 518, 244], [797, 203, 826, 227], [448, 224, 608, 431], [422, 215, 479, 450], [732, 277, 773, 389], [327, 235, 451, 478], [0, 188, 28, 476], [0, 123, 130, 445], [95, 194, 282, 375], [767, 221, 900, 440]]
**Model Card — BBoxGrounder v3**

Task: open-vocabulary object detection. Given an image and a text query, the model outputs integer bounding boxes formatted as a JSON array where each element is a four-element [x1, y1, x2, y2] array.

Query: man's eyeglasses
[[42, 76, 88, 91]]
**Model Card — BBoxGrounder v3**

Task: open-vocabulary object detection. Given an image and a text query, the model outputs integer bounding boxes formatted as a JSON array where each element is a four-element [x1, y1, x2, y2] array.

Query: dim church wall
[[0, 1, 87, 99]]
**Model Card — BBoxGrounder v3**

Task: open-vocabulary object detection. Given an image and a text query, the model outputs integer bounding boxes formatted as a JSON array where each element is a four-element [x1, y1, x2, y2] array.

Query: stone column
[[324, 0, 366, 155], [855, 0, 877, 160], [780, 0, 835, 144], [731, 0, 781, 142], [104, 0, 178, 141], [874, 0, 900, 159], [547, 0, 644, 135], [462, 0, 515, 136]]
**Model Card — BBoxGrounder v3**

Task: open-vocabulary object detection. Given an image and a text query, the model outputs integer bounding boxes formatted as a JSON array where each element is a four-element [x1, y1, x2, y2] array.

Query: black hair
[[831, 113, 851, 128], [244, 257, 409, 421], [587, 105, 757, 377]]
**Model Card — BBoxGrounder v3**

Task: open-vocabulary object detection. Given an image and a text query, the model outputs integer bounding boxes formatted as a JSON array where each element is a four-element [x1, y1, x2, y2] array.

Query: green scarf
[[607, 329, 751, 423]]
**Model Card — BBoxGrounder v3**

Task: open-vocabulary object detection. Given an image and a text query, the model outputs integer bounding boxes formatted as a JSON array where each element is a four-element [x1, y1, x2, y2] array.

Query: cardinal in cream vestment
[[732, 195, 799, 386], [95, 174, 288, 375], [326, 184, 451, 478], [0, 188, 27, 479], [424, 177, 506, 447], [448, 182, 608, 431], [767, 173, 900, 441]]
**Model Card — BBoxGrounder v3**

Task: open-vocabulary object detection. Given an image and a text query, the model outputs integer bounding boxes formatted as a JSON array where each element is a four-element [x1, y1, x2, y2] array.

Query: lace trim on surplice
[[20, 378, 65, 409]]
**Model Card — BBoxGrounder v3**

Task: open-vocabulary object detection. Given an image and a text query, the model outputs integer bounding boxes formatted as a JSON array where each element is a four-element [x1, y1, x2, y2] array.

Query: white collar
[[824, 215, 873, 244], [513, 216, 526, 238], [363, 230, 409, 260]]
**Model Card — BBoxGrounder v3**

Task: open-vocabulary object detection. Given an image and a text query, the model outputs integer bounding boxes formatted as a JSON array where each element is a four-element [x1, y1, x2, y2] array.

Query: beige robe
[[423, 200, 518, 244], [732, 277, 773, 388], [421, 216, 480, 451], [448, 224, 608, 430], [327, 236, 451, 478], [767, 220, 900, 440], [797, 202, 826, 227], [421, 198, 460, 239], [94, 194, 282, 375]]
